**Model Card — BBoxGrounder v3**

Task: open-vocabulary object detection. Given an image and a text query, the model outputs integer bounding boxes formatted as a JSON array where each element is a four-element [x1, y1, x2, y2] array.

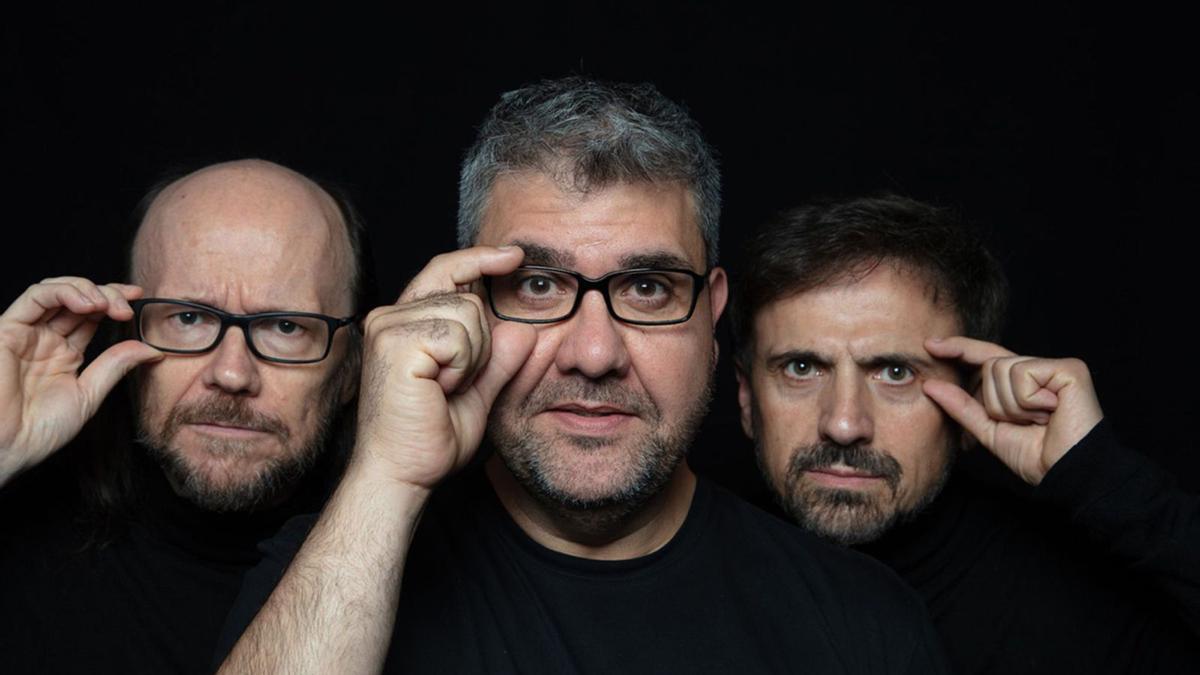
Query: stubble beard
[[136, 377, 345, 514], [754, 410, 952, 546], [488, 360, 715, 532]]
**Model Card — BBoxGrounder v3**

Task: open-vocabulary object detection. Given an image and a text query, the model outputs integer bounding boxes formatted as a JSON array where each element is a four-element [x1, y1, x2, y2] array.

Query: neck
[[485, 456, 697, 560]]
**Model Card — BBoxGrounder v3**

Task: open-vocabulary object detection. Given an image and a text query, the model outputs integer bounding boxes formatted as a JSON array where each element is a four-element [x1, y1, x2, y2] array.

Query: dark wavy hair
[[731, 194, 1008, 366]]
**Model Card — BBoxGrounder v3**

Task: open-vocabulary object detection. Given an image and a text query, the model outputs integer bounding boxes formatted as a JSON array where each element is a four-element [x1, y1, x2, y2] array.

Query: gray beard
[[488, 362, 715, 534], [136, 383, 342, 514], [755, 430, 953, 546]]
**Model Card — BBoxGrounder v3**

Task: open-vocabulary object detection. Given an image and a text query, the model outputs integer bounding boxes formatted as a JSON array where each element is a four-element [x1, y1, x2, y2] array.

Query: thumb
[[922, 378, 997, 448], [472, 322, 537, 407], [77, 340, 164, 416]]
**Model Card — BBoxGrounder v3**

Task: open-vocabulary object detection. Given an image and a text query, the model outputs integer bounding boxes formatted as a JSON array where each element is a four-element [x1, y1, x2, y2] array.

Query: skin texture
[[131, 159, 357, 511], [737, 264, 960, 545], [220, 176, 728, 674], [478, 173, 728, 553]]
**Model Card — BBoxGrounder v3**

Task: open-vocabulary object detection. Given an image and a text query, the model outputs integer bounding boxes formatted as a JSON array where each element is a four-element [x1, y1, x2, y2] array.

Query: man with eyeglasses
[[217, 78, 947, 674], [0, 159, 365, 673]]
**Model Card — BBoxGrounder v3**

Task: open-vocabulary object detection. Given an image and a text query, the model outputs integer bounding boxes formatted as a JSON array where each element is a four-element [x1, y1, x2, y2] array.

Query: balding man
[[0, 159, 367, 674]]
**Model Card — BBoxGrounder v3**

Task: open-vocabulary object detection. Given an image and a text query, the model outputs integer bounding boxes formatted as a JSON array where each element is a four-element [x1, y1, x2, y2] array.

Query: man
[[734, 195, 1200, 674], [218, 78, 947, 674], [0, 159, 366, 674]]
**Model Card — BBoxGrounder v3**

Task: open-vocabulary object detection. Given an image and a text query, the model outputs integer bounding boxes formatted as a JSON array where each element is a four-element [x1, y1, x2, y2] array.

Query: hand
[[0, 278, 163, 485], [923, 336, 1104, 485], [349, 247, 537, 490]]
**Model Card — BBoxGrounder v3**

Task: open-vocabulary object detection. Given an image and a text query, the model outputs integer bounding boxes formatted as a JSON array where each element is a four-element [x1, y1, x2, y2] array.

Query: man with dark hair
[[218, 79, 947, 674], [734, 194, 1200, 673], [0, 159, 368, 673]]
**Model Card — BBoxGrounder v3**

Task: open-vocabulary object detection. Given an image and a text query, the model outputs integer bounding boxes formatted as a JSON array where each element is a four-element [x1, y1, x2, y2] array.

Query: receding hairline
[[130, 159, 354, 291]]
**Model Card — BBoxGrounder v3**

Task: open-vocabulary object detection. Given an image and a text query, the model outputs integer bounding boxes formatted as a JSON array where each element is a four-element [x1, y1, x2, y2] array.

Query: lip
[[184, 422, 274, 440], [803, 466, 885, 489], [542, 402, 637, 434]]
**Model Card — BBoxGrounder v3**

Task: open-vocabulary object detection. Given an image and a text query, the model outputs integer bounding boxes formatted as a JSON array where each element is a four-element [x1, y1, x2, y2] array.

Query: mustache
[[787, 442, 902, 493], [521, 378, 658, 420], [164, 395, 290, 439]]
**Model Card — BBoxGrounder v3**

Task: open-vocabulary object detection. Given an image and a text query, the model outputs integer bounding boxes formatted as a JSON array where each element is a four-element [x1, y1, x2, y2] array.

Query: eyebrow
[[763, 348, 935, 372], [619, 250, 696, 271], [510, 240, 696, 273], [511, 240, 574, 267]]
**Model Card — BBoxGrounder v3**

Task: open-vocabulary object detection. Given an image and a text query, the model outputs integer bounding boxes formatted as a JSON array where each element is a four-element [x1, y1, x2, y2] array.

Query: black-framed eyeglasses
[[130, 299, 356, 364], [483, 265, 709, 326]]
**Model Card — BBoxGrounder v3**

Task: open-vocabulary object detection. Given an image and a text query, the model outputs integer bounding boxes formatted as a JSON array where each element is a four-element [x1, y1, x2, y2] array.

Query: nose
[[201, 326, 262, 395], [818, 371, 874, 447], [553, 289, 631, 379]]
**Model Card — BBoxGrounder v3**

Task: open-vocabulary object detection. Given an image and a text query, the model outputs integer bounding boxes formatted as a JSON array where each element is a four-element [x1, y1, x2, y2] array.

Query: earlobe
[[735, 365, 754, 439]]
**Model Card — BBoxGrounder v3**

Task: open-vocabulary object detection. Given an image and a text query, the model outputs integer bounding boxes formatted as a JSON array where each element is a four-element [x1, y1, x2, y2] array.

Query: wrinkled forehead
[[753, 263, 962, 354], [132, 162, 353, 313], [478, 173, 707, 274]]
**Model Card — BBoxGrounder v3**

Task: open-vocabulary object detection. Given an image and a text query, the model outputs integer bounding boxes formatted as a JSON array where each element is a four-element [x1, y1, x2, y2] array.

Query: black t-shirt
[[859, 421, 1200, 674], [220, 470, 949, 674], [0, 455, 312, 675]]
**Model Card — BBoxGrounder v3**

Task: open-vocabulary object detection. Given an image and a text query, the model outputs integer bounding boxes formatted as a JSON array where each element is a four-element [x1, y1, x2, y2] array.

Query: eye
[[877, 364, 914, 384], [631, 277, 667, 298], [518, 274, 561, 296], [175, 312, 199, 325], [783, 359, 819, 379], [273, 319, 302, 336]]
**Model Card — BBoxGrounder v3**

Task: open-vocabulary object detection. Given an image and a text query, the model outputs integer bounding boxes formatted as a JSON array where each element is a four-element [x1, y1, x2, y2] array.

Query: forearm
[[219, 459, 431, 675]]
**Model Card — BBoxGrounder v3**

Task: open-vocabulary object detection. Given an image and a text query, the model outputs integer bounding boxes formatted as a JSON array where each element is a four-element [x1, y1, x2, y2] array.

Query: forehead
[[133, 163, 352, 313], [477, 172, 706, 273], [753, 265, 961, 359]]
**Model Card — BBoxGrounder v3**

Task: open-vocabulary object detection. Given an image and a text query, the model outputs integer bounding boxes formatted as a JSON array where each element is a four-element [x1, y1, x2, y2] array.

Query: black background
[[5, 2, 1197, 493]]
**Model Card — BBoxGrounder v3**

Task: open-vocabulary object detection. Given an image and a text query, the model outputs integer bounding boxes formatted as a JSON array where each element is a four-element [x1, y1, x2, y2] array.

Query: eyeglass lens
[[489, 268, 697, 322], [137, 302, 332, 361]]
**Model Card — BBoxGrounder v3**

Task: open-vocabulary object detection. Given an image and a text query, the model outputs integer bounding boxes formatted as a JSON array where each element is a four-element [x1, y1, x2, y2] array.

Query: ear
[[706, 267, 728, 328], [735, 362, 754, 440]]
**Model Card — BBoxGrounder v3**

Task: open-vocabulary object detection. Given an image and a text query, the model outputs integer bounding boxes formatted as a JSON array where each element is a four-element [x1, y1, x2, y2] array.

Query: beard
[[488, 358, 715, 530], [136, 388, 341, 514], [758, 436, 951, 546]]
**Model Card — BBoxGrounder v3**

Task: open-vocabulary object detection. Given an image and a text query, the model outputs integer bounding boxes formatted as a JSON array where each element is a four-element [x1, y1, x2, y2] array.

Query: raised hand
[[349, 246, 537, 490], [922, 336, 1103, 485], [0, 278, 163, 485]]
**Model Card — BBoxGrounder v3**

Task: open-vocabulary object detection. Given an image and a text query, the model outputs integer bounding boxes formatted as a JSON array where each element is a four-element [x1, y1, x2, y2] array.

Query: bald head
[[127, 159, 364, 512], [131, 159, 357, 315]]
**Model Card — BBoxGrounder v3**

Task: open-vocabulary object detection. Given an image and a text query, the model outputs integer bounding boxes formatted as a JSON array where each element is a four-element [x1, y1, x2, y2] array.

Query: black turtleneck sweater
[[0, 452, 320, 675], [858, 420, 1200, 674]]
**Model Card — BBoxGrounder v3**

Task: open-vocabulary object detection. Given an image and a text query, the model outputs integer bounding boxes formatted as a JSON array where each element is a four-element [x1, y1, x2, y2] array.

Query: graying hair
[[457, 77, 721, 265]]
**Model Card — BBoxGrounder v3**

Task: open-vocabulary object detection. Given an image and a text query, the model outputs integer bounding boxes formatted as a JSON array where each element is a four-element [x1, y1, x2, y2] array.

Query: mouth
[[542, 402, 637, 434], [183, 422, 275, 440], [803, 464, 886, 489]]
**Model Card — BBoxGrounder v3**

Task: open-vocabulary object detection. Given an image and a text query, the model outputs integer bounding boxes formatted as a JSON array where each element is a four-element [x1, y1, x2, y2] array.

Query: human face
[[479, 173, 727, 513], [132, 161, 356, 512], [737, 264, 959, 545]]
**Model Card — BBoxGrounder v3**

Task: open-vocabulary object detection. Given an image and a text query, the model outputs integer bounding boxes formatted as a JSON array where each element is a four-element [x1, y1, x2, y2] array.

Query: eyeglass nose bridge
[[205, 314, 269, 361], [565, 274, 624, 323]]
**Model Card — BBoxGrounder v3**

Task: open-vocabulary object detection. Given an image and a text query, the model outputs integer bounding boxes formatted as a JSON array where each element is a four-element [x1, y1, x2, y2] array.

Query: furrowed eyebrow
[[764, 349, 830, 370], [510, 240, 574, 268], [619, 251, 696, 271], [858, 352, 936, 372]]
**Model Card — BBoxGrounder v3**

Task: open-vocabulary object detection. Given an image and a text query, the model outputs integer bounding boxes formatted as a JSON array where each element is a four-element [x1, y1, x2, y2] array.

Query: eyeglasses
[[483, 265, 709, 326], [130, 299, 356, 364]]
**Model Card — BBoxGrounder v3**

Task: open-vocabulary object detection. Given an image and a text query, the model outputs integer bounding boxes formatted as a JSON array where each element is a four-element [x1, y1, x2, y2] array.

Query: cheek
[[628, 332, 709, 407], [886, 404, 953, 492], [138, 361, 201, 415]]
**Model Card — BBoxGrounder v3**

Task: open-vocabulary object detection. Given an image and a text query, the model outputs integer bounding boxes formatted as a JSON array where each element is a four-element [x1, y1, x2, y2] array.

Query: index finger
[[925, 336, 1017, 366], [399, 246, 524, 303]]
